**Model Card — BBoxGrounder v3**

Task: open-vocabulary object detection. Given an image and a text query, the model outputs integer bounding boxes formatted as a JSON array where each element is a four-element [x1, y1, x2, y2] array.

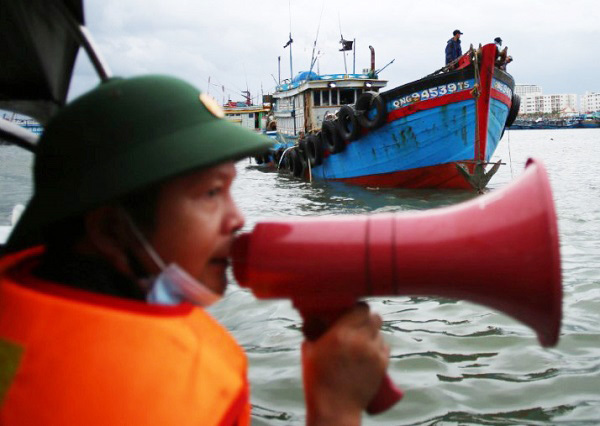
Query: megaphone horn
[[233, 158, 562, 347]]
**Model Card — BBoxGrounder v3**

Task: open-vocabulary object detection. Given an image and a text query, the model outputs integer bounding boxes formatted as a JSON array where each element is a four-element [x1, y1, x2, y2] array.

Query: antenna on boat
[[242, 90, 251, 106], [353, 38, 356, 74], [283, 0, 294, 81], [308, 1, 326, 77], [338, 12, 353, 75], [375, 58, 395, 76], [244, 65, 250, 103]]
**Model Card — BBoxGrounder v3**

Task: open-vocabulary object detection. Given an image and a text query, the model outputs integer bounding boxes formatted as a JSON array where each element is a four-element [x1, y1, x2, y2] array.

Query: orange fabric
[[0, 247, 250, 425]]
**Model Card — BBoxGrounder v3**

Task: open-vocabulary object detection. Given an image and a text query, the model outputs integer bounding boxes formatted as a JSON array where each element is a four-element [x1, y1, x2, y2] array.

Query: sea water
[[1, 129, 599, 424]]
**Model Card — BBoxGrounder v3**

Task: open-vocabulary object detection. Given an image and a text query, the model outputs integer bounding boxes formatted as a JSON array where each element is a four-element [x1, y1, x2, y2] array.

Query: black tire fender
[[321, 120, 345, 154], [290, 148, 304, 177], [274, 148, 285, 167], [283, 150, 293, 172], [336, 105, 360, 141], [306, 134, 324, 166], [355, 91, 387, 129], [506, 94, 520, 128], [298, 139, 311, 166]]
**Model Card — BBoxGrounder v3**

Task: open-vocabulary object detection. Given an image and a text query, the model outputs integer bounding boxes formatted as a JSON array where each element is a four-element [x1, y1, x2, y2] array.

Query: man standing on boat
[[0, 75, 389, 425], [445, 29, 463, 66]]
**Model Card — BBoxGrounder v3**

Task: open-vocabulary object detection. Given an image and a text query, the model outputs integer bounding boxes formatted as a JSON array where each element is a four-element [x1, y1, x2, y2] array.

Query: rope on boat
[[277, 146, 295, 170], [423, 46, 475, 78], [471, 44, 482, 163], [507, 128, 514, 179]]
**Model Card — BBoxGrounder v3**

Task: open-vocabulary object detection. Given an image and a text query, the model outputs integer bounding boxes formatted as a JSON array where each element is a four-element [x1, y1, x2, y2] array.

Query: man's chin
[[199, 271, 227, 296]]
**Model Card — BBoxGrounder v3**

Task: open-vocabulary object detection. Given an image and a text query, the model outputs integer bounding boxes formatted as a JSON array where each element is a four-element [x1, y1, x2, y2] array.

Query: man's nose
[[224, 197, 245, 234]]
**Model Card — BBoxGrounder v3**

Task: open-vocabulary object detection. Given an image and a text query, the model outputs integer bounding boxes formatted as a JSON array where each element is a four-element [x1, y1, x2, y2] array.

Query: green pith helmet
[[7, 75, 272, 251]]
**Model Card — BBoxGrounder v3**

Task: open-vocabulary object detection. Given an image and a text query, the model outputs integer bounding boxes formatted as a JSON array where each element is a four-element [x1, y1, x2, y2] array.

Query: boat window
[[340, 89, 356, 105], [249, 113, 254, 118], [331, 90, 338, 105], [313, 91, 321, 106], [322, 90, 330, 106]]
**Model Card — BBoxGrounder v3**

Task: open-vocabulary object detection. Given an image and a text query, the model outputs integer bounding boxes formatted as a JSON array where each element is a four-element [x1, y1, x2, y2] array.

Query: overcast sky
[[71, 0, 600, 103]]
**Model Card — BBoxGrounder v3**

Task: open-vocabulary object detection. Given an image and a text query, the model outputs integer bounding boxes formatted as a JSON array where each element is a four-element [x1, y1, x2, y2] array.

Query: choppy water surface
[[1, 129, 599, 424]]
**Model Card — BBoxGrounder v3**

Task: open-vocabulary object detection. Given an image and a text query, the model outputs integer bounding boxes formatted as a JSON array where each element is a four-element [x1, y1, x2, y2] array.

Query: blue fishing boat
[[579, 113, 600, 128], [267, 43, 519, 191]]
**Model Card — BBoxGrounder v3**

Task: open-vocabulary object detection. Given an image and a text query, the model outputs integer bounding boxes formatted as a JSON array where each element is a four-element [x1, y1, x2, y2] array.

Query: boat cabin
[[272, 71, 387, 138]]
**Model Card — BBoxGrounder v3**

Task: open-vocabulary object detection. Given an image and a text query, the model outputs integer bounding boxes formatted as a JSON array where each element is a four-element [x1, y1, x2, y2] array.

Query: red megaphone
[[232, 158, 562, 414]]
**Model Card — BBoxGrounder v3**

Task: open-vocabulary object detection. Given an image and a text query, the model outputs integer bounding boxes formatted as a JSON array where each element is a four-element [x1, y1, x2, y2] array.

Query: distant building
[[519, 94, 538, 115], [581, 92, 600, 113], [543, 94, 578, 113], [516, 84, 578, 115], [515, 84, 542, 97]]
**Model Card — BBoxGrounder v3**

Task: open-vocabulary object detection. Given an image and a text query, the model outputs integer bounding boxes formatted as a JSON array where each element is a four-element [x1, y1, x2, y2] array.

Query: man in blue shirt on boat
[[445, 29, 463, 66]]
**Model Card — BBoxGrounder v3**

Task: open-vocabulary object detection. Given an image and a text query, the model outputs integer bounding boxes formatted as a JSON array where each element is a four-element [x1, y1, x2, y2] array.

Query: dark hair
[[42, 183, 162, 253], [119, 183, 162, 235]]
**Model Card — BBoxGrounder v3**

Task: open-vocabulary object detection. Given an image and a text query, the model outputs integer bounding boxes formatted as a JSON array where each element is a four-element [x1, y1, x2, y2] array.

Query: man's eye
[[206, 187, 222, 197]]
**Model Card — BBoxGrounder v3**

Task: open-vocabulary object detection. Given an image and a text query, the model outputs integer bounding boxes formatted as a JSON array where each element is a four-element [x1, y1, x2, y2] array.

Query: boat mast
[[353, 38, 356, 74], [283, 0, 296, 135], [338, 13, 349, 75], [308, 1, 326, 76], [287, 34, 294, 80], [284, 0, 294, 80]]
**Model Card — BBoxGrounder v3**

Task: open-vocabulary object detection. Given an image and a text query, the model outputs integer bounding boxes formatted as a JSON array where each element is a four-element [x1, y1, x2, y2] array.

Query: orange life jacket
[[0, 247, 250, 425]]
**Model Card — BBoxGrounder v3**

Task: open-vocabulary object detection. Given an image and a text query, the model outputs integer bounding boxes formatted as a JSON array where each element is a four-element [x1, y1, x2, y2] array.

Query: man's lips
[[209, 257, 230, 266]]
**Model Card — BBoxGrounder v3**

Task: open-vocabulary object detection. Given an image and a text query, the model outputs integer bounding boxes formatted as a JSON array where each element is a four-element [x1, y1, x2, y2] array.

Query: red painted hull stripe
[[330, 162, 474, 190], [491, 90, 511, 108]]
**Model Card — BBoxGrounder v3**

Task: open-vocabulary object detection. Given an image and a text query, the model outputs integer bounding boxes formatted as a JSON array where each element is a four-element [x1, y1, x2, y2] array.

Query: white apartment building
[[517, 85, 578, 115], [544, 94, 577, 113], [581, 92, 600, 113], [515, 84, 542, 97]]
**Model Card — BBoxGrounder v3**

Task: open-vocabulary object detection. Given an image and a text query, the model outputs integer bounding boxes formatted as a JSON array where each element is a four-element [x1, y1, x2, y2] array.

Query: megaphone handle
[[366, 374, 404, 414], [300, 305, 404, 415]]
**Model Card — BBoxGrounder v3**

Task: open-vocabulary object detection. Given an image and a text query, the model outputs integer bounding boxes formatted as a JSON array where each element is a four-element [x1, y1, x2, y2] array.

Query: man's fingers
[[371, 312, 383, 330]]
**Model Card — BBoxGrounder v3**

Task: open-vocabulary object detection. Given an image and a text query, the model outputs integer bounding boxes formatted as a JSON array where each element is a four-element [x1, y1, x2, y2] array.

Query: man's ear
[[82, 206, 136, 278]]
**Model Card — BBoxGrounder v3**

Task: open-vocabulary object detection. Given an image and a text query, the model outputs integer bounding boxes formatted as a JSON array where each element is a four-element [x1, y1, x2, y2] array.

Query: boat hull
[[327, 162, 476, 189]]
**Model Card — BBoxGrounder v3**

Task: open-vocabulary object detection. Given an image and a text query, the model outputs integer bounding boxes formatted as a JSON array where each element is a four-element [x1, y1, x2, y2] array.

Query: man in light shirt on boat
[[0, 75, 389, 425]]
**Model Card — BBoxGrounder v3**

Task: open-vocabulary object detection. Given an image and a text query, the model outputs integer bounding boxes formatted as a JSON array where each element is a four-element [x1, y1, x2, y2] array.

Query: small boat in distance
[[222, 90, 274, 133], [510, 117, 581, 130], [263, 43, 519, 191]]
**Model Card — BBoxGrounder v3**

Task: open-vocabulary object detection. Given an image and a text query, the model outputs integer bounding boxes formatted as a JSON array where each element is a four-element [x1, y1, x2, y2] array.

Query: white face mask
[[123, 211, 222, 307]]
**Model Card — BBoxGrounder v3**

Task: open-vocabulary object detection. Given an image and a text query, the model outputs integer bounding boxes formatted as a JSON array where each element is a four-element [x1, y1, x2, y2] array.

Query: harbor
[[1, 0, 599, 424], [2, 127, 599, 424]]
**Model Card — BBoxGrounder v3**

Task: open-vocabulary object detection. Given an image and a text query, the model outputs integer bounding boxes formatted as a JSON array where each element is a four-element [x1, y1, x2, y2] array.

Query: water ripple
[[436, 367, 560, 384]]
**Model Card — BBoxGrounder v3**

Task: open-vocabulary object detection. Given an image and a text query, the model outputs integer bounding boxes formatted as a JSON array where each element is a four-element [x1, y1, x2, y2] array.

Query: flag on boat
[[339, 38, 353, 51]]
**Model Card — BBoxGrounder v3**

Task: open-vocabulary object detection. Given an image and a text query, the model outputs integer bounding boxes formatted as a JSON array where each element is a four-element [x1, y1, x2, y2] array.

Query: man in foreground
[[0, 75, 389, 425]]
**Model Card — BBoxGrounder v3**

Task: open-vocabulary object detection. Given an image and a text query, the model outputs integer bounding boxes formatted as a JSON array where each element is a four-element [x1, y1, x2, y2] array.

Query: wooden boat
[[267, 44, 519, 191]]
